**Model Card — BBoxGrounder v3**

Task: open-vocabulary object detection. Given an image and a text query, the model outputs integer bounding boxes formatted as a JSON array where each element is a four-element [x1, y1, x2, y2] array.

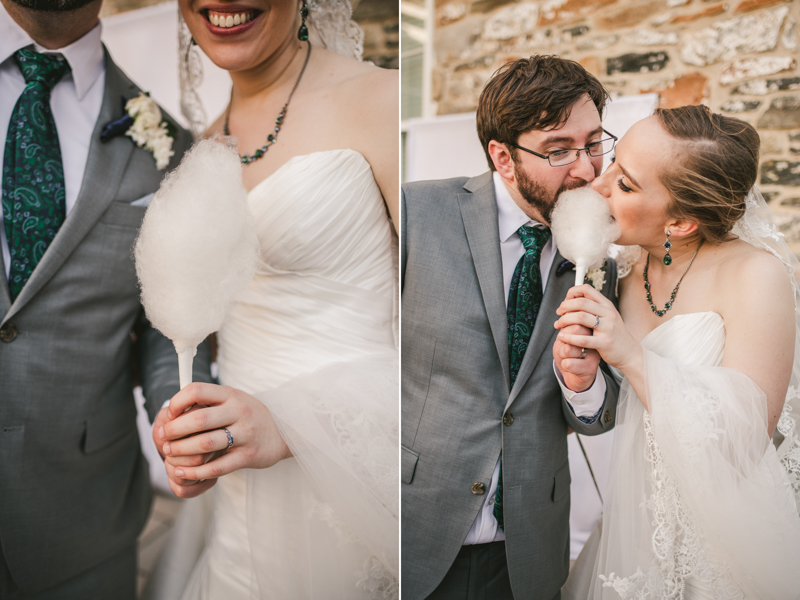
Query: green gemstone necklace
[[223, 42, 312, 165], [643, 240, 704, 317]]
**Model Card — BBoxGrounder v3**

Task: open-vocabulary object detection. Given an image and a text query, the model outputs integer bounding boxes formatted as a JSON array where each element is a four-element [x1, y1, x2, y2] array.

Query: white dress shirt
[[463, 171, 606, 545], [0, 5, 105, 278]]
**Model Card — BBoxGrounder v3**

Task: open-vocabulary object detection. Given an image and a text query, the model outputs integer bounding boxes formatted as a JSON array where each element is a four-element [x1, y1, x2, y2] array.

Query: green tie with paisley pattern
[[2, 49, 71, 301], [493, 224, 551, 531]]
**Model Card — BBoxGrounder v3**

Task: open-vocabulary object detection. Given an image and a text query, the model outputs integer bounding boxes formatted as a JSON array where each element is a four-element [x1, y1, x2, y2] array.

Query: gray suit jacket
[[0, 50, 211, 593], [401, 172, 619, 600]]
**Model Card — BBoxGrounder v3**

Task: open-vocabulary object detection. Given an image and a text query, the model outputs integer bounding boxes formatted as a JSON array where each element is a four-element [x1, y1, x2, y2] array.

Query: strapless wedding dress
[[565, 312, 800, 600], [145, 149, 398, 600]]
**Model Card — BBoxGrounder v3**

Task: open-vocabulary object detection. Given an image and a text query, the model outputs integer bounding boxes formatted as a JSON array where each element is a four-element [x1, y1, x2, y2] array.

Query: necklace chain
[[223, 42, 312, 165], [643, 240, 704, 317]]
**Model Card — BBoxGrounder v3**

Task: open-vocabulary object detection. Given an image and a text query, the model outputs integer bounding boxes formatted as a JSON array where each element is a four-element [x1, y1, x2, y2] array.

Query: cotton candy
[[134, 138, 258, 388], [550, 186, 620, 286]]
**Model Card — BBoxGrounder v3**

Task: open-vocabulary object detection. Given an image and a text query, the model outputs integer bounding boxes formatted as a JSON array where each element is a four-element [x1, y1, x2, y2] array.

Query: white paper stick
[[178, 348, 194, 390]]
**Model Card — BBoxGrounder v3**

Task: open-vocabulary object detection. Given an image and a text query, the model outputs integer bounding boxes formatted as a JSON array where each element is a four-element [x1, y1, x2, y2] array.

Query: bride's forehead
[[618, 118, 672, 159]]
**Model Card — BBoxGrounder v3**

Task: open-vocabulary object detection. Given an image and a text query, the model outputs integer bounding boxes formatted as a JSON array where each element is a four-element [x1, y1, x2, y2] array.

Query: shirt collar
[[493, 171, 547, 243], [0, 4, 104, 100]]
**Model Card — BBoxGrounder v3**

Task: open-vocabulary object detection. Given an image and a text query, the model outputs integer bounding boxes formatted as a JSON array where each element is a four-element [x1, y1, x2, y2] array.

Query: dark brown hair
[[476, 55, 610, 170], [654, 105, 760, 244]]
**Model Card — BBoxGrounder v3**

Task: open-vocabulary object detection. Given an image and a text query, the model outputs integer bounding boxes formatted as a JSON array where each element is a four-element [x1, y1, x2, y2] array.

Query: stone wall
[[433, 0, 800, 252]]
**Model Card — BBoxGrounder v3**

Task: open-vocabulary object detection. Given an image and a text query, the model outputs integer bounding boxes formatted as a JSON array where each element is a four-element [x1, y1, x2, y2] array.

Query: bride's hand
[[554, 284, 642, 372], [158, 383, 292, 498]]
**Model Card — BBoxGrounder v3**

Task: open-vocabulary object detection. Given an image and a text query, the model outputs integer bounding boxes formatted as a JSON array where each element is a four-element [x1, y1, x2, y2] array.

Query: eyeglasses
[[508, 129, 618, 167]]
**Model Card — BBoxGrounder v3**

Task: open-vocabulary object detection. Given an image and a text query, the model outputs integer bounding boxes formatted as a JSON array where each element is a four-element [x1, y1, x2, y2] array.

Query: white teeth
[[209, 11, 253, 28]]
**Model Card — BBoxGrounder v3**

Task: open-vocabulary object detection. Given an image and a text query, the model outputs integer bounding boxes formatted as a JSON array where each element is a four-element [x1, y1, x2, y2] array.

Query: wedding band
[[580, 347, 587, 359], [594, 315, 600, 329], [223, 427, 234, 450]]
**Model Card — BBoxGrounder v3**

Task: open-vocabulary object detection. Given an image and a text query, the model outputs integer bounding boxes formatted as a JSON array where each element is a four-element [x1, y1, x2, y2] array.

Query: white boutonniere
[[585, 261, 608, 291], [124, 93, 175, 170]]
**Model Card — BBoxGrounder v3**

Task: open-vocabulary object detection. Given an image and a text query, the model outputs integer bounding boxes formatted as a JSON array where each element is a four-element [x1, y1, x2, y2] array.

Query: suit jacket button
[[604, 410, 612, 424], [471, 482, 485, 495], [503, 413, 514, 426], [0, 323, 17, 343]]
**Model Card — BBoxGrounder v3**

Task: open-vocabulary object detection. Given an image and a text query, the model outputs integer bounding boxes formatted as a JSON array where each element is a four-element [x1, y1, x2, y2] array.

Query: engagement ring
[[580, 347, 587, 359], [224, 427, 234, 451]]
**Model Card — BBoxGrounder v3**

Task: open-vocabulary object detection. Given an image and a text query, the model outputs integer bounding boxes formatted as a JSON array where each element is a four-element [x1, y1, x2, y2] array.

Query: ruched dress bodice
[[217, 148, 395, 393]]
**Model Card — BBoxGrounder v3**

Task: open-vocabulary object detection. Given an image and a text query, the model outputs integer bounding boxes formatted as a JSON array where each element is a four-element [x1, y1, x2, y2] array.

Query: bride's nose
[[592, 168, 611, 198]]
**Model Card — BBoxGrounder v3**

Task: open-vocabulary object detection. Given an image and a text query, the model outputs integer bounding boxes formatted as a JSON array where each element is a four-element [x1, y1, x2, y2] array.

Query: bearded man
[[401, 55, 620, 600]]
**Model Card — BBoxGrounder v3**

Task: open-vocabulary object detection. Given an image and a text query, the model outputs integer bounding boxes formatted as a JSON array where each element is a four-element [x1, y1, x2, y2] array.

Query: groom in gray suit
[[0, 0, 210, 597], [402, 56, 620, 599]]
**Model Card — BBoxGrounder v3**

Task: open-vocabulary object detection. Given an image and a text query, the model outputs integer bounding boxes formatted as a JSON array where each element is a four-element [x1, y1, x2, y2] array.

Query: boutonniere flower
[[100, 93, 175, 170], [556, 259, 607, 291], [585, 260, 608, 291]]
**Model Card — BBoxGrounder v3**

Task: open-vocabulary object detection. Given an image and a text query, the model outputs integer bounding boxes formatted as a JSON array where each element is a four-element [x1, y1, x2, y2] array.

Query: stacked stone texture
[[433, 0, 800, 252]]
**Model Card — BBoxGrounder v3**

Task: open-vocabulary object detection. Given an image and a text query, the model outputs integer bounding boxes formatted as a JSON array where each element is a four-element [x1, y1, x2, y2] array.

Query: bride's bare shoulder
[[716, 238, 793, 306], [313, 48, 397, 108]]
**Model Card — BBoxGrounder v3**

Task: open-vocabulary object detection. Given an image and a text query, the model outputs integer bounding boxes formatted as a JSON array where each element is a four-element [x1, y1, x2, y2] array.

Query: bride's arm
[[347, 68, 399, 232], [717, 249, 794, 436]]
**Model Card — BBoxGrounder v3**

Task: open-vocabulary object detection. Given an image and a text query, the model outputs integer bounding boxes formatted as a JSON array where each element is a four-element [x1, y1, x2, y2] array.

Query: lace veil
[[178, 0, 365, 137]]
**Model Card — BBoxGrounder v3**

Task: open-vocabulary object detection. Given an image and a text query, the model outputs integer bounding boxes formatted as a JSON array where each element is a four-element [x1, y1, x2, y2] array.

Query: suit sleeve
[[561, 257, 620, 435]]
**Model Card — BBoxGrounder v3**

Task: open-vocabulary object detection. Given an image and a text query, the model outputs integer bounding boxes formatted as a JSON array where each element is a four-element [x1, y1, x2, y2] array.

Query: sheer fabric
[[590, 312, 800, 599], [146, 149, 398, 600]]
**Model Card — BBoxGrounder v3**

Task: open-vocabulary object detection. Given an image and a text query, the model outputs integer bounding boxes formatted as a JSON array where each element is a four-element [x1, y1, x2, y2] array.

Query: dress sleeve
[[251, 352, 399, 590], [643, 348, 800, 599]]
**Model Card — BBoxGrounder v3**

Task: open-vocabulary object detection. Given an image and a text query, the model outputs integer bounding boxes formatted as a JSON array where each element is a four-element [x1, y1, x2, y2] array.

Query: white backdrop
[[404, 93, 658, 559]]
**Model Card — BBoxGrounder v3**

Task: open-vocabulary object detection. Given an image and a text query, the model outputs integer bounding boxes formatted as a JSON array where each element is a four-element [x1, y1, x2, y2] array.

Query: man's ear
[[488, 140, 515, 182]]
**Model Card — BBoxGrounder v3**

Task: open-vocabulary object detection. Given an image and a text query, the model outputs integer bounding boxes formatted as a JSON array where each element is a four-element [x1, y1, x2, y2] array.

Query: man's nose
[[569, 149, 596, 182]]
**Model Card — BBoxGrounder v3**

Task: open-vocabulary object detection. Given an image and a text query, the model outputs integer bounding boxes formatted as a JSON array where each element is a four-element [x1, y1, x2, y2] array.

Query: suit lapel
[[458, 173, 511, 394], [505, 248, 573, 409], [3, 49, 136, 323], [0, 246, 10, 318]]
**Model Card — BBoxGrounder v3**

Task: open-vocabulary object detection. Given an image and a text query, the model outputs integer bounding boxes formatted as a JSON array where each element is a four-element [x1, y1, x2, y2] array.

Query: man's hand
[[553, 323, 600, 392]]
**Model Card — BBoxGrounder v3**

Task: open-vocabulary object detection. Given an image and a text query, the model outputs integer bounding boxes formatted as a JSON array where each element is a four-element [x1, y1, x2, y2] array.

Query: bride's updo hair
[[654, 105, 760, 244]]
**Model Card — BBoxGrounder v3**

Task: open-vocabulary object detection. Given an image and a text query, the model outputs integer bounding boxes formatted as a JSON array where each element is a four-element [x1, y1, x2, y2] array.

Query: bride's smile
[[202, 5, 260, 32]]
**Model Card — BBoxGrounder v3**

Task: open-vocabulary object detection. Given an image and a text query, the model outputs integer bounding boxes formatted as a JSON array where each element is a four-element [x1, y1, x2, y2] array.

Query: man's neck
[[0, 0, 101, 49]]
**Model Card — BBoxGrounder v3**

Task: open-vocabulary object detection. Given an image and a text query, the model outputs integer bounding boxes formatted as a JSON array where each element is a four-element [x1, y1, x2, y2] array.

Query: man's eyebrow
[[618, 163, 642, 189], [540, 126, 605, 147]]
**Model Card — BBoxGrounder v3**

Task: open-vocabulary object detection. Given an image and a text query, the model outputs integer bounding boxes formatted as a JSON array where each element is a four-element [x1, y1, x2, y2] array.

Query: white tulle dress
[[569, 311, 800, 600], [145, 149, 398, 600]]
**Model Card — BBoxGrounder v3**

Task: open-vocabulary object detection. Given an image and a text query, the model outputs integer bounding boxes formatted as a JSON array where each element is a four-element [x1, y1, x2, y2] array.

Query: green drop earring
[[298, 0, 309, 41], [663, 231, 672, 266]]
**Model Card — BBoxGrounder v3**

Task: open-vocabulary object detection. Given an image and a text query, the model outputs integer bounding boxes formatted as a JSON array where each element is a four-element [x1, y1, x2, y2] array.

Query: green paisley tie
[[2, 49, 71, 301], [493, 224, 551, 531]]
